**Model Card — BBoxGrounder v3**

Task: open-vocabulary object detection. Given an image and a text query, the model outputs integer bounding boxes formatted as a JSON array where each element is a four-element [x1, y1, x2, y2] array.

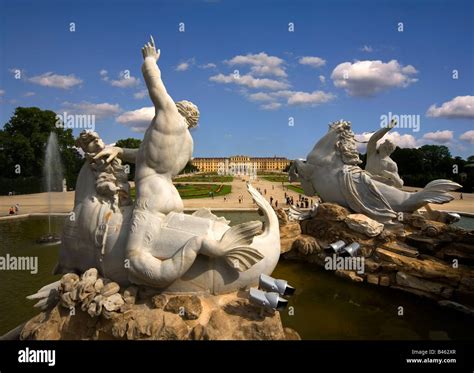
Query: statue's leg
[[125, 207, 202, 287]]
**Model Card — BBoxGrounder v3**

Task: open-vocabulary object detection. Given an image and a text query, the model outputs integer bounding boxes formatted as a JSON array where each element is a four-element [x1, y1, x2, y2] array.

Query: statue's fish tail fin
[[246, 183, 280, 238], [218, 221, 264, 272], [415, 179, 462, 205], [26, 280, 61, 310]]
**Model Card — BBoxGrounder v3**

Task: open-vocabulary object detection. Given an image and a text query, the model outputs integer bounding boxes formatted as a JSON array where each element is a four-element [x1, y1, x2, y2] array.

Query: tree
[[0, 107, 83, 194], [179, 160, 198, 174], [115, 138, 142, 180]]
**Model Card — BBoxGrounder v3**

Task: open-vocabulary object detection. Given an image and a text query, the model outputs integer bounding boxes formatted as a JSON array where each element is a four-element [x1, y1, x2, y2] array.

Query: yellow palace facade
[[192, 156, 290, 174]]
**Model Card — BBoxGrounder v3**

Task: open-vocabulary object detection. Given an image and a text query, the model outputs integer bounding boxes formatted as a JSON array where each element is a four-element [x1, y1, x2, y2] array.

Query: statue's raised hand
[[93, 146, 123, 164], [141, 35, 160, 62]]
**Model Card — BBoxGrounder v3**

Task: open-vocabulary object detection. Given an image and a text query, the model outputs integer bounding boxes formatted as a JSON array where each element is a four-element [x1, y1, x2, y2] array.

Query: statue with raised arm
[[289, 120, 461, 224], [365, 119, 404, 188], [49, 36, 281, 295]]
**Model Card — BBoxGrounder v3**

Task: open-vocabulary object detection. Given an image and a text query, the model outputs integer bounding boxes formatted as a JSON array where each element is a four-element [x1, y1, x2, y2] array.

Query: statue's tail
[[218, 221, 265, 272], [411, 179, 462, 208], [247, 183, 280, 239], [26, 280, 61, 310]]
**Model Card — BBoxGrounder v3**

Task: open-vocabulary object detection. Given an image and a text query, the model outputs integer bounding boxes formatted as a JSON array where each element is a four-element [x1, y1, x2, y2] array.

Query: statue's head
[[75, 131, 105, 154], [379, 139, 396, 156], [329, 120, 362, 166], [176, 100, 199, 129]]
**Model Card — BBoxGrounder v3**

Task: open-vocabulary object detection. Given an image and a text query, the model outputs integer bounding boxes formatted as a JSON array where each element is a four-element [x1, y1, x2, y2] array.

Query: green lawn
[[130, 184, 231, 200], [286, 184, 305, 194], [174, 174, 234, 183], [260, 175, 289, 182]]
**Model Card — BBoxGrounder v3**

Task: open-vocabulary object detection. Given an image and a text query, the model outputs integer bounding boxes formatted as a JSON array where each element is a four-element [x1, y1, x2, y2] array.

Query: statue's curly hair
[[330, 120, 362, 166], [75, 130, 100, 151], [176, 100, 200, 129]]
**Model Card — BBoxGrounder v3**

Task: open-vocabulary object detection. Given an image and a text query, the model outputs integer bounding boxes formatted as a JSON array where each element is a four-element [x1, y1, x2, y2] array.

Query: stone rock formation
[[19, 270, 299, 341], [281, 203, 474, 315]]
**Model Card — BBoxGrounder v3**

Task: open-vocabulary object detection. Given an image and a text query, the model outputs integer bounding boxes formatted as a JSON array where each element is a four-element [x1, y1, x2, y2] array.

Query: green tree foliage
[[179, 160, 198, 174], [115, 138, 142, 180], [390, 145, 473, 192], [0, 107, 83, 194]]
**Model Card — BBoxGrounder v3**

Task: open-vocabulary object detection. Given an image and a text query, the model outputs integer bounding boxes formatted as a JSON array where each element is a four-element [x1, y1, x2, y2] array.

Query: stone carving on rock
[[46, 36, 281, 295], [364, 119, 404, 189], [289, 120, 461, 224]]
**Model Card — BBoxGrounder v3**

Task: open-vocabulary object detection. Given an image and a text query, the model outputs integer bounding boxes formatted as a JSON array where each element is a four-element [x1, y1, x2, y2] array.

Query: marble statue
[[289, 120, 461, 224], [52, 36, 281, 294], [365, 119, 404, 188]]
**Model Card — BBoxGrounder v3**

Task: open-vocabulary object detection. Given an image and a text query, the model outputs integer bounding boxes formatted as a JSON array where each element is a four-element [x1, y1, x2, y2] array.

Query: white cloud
[[116, 106, 154, 132], [260, 102, 282, 110], [29, 72, 82, 89], [298, 56, 326, 68], [101, 70, 140, 88], [248, 92, 274, 102], [209, 73, 290, 90], [24, 91, 35, 97], [0, 89, 4, 95], [199, 63, 216, 69], [319, 75, 326, 84], [175, 58, 196, 72], [422, 130, 453, 144], [246, 89, 335, 108], [361, 45, 373, 52], [355, 131, 418, 152], [331, 60, 418, 96], [426, 95, 474, 119], [61, 101, 122, 119], [134, 89, 148, 99], [459, 130, 474, 144], [285, 90, 335, 106], [226, 52, 287, 77]]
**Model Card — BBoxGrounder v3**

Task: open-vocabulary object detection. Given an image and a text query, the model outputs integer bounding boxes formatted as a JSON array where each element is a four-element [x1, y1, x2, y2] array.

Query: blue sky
[[0, 0, 473, 159]]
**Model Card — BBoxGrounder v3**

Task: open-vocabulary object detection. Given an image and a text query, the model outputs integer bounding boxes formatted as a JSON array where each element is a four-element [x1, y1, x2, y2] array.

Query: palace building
[[191, 156, 290, 174]]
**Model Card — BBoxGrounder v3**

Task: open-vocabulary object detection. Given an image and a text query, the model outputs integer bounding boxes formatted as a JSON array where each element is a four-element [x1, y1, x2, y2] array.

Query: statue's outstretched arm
[[93, 147, 138, 164], [367, 119, 397, 154], [141, 36, 177, 113]]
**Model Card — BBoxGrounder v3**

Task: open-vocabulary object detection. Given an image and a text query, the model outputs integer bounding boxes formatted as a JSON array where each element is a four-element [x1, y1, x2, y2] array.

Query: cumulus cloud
[[460, 130, 474, 144], [61, 101, 122, 119], [134, 89, 148, 99], [24, 91, 36, 97], [226, 52, 287, 78], [209, 73, 290, 90], [355, 131, 418, 152], [331, 60, 418, 96], [116, 106, 154, 132], [101, 70, 140, 88], [29, 72, 83, 89], [422, 130, 453, 144], [176, 58, 196, 72], [298, 56, 326, 68], [248, 92, 274, 102], [261, 102, 282, 110], [360, 45, 373, 52], [245, 89, 335, 109], [426, 95, 474, 119], [0, 89, 4, 95], [285, 90, 335, 106], [319, 75, 326, 84], [199, 63, 216, 69]]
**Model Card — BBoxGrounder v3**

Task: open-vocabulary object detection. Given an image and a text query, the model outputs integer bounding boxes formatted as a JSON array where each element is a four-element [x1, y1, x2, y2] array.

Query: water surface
[[0, 213, 473, 339]]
